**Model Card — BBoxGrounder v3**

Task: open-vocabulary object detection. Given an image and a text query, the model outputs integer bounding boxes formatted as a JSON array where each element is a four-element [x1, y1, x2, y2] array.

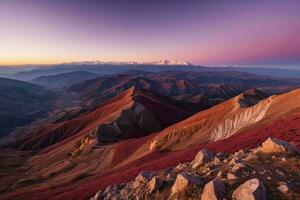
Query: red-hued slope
[[13, 87, 206, 151], [2, 111, 300, 200]]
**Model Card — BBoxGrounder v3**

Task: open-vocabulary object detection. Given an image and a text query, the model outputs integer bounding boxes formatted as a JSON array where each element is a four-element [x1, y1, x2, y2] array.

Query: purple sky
[[1, 0, 300, 68]]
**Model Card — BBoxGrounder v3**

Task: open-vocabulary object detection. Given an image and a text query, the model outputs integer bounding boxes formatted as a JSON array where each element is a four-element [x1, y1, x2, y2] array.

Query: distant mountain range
[[1, 60, 300, 81], [61, 60, 193, 66]]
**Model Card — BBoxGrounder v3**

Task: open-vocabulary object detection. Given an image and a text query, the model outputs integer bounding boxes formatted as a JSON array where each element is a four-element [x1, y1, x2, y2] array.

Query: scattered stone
[[102, 184, 125, 199], [275, 170, 285, 177], [148, 177, 163, 193], [162, 167, 173, 175], [251, 147, 260, 154], [135, 171, 154, 182], [89, 138, 300, 200], [229, 158, 237, 166], [133, 171, 154, 188], [216, 152, 225, 158], [213, 157, 221, 165], [201, 179, 225, 200], [232, 163, 246, 172], [260, 137, 300, 155], [171, 172, 203, 194], [166, 174, 176, 182], [234, 150, 245, 160], [90, 190, 102, 200], [227, 172, 238, 180], [216, 171, 222, 178], [232, 178, 266, 200], [243, 153, 258, 161], [259, 170, 266, 175], [277, 182, 289, 193], [192, 149, 215, 169]]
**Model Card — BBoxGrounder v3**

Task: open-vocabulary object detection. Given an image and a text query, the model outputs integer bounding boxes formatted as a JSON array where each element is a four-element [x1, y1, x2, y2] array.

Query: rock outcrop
[[97, 103, 161, 143], [90, 138, 300, 200], [210, 96, 273, 141]]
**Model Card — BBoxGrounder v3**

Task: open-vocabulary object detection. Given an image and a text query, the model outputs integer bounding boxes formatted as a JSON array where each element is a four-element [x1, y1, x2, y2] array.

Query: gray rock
[[216, 171, 223, 178], [234, 150, 245, 160], [148, 176, 163, 193], [227, 172, 238, 180], [232, 178, 266, 200], [191, 149, 215, 169], [275, 169, 285, 177], [171, 172, 203, 194], [201, 179, 225, 200], [232, 162, 246, 172], [277, 182, 289, 193], [260, 137, 300, 155], [133, 171, 154, 188]]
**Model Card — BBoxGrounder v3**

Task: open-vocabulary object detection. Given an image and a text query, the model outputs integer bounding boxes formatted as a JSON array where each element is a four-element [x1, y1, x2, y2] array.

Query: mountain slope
[[0, 78, 56, 137], [128, 88, 300, 161], [11, 87, 207, 150], [2, 96, 300, 200]]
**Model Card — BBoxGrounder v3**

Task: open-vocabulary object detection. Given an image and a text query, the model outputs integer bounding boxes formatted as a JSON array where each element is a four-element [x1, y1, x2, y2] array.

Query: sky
[[0, 0, 300, 68]]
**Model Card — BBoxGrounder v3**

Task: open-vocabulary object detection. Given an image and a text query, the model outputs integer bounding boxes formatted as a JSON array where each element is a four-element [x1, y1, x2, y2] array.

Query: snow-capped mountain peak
[[151, 60, 192, 66], [61, 60, 192, 66]]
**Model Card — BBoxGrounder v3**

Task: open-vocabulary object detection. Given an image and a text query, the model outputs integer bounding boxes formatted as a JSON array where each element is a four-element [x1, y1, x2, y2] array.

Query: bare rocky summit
[[90, 138, 300, 200]]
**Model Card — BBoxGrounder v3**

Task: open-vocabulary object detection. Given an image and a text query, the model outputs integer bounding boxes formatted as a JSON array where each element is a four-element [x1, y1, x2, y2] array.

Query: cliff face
[[96, 102, 161, 142], [210, 96, 273, 141]]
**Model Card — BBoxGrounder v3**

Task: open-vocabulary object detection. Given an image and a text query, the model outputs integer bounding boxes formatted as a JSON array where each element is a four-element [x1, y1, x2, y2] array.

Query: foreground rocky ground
[[90, 138, 300, 200]]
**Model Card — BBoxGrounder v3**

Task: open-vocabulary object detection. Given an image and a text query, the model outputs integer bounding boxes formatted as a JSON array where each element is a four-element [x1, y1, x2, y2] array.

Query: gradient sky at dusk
[[1, 0, 300, 67]]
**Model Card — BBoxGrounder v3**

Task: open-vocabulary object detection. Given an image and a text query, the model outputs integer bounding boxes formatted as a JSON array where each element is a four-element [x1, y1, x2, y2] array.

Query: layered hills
[[1, 70, 300, 200], [1, 86, 300, 200], [68, 70, 298, 105], [7, 87, 207, 150], [31, 71, 99, 89]]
